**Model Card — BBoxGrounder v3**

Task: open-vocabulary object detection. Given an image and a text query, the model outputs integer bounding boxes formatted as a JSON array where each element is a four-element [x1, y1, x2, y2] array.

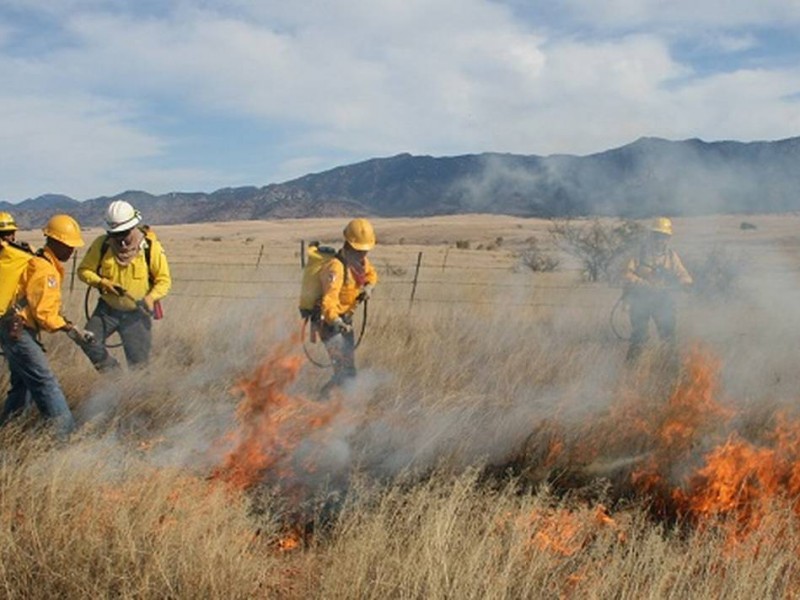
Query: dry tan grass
[[2, 214, 800, 598]]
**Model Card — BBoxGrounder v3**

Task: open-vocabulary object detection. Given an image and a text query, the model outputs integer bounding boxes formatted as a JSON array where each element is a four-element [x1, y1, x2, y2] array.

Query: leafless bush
[[382, 260, 408, 277], [516, 238, 560, 272], [455, 240, 471, 249], [550, 218, 644, 282]]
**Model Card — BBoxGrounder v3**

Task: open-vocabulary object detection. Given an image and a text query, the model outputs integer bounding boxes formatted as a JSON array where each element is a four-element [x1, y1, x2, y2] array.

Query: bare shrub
[[382, 260, 407, 277], [455, 240, 471, 249], [516, 238, 560, 272], [550, 218, 644, 282]]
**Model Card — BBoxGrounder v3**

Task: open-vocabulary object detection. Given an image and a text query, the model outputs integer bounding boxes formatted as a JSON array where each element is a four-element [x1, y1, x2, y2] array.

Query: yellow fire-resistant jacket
[[16, 247, 68, 333], [624, 247, 692, 290], [78, 234, 171, 312], [319, 256, 378, 324]]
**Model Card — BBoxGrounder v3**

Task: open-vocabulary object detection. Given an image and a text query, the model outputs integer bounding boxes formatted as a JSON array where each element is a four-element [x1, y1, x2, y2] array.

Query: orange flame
[[210, 336, 342, 492]]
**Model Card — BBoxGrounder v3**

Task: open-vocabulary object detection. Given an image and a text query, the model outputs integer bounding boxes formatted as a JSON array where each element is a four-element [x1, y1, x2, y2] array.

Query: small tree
[[550, 218, 644, 282]]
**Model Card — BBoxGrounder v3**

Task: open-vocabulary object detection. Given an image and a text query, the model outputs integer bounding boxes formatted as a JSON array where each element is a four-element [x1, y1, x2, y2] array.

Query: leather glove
[[330, 317, 353, 334], [359, 284, 374, 301], [98, 278, 124, 296], [136, 297, 154, 316], [65, 325, 95, 345]]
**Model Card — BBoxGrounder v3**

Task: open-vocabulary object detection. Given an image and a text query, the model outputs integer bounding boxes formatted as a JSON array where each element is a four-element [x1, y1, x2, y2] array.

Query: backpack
[[96, 226, 164, 319], [0, 241, 36, 314], [298, 242, 344, 317]]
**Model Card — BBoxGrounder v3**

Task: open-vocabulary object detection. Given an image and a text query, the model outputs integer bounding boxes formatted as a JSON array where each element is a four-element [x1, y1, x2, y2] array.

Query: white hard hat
[[105, 200, 142, 233]]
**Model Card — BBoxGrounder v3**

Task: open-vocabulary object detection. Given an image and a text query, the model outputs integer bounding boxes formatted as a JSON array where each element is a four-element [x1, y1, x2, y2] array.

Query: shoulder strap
[[335, 250, 348, 284], [7, 240, 35, 256], [35, 247, 52, 265], [97, 235, 110, 275]]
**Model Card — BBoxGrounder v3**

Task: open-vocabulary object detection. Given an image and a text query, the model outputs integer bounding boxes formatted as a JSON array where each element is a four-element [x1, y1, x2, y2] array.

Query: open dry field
[[3, 213, 800, 598]]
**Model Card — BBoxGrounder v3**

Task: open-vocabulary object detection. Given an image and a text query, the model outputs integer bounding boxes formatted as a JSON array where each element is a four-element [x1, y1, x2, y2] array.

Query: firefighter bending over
[[0, 215, 90, 437], [318, 218, 378, 396], [77, 200, 171, 371], [623, 217, 692, 361]]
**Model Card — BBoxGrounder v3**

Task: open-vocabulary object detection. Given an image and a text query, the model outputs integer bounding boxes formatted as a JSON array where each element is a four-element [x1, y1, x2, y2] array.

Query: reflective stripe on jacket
[[17, 246, 67, 332], [319, 256, 378, 323], [78, 235, 171, 311]]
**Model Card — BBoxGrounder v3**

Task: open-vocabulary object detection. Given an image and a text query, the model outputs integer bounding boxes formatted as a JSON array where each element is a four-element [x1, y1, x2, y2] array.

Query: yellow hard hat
[[650, 217, 673, 236], [343, 218, 376, 251], [42, 214, 85, 248], [0, 211, 17, 232]]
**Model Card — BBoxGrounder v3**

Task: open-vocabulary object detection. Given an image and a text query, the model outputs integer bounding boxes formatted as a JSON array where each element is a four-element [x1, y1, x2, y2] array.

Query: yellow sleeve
[[320, 259, 345, 323], [147, 240, 171, 300], [670, 251, 693, 286], [77, 236, 106, 288], [26, 261, 67, 332], [364, 257, 378, 286], [623, 257, 643, 286]]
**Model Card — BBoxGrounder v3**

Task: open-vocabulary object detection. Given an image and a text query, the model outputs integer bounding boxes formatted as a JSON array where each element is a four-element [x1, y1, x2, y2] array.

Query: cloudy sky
[[1, 0, 799, 201]]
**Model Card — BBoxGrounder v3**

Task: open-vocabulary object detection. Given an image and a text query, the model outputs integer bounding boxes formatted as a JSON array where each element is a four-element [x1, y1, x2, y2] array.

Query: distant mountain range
[[4, 136, 800, 228]]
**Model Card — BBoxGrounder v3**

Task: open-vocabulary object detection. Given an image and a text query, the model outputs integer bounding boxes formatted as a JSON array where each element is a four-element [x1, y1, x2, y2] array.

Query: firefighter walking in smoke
[[623, 217, 692, 361], [0, 215, 91, 437], [77, 200, 171, 371], [316, 218, 378, 397]]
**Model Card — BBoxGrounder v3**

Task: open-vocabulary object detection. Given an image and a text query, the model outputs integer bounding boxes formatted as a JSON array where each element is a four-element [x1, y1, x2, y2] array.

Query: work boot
[[95, 355, 121, 373]]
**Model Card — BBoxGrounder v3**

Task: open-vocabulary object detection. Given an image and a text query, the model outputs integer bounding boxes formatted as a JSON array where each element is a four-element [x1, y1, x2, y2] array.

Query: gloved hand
[[64, 325, 95, 345], [136, 297, 154, 316], [98, 278, 124, 296], [359, 284, 374, 301], [330, 317, 353, 334]]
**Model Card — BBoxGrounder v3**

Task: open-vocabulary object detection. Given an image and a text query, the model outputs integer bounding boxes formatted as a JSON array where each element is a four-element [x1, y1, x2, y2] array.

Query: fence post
[[409, 251, 423, 308], [69, 251, 78, 293], [300, 240, 306, 268], [256, 244, 264, 268], [441, 247, 449, 272]]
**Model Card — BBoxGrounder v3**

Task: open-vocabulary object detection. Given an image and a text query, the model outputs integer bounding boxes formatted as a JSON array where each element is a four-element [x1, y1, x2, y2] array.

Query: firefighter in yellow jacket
[[0, 211, 20, 244], [623, 217, 692, 361], [0, 215, 91, 436], [77, 200, 171, 371], [318, 218, 378, 396]]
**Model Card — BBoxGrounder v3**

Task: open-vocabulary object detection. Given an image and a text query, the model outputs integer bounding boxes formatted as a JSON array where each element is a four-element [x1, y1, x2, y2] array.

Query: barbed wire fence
[[64, 241, 629, 310]]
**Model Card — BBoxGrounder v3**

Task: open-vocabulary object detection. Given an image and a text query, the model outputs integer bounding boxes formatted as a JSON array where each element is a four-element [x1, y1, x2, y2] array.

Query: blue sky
[[0, 0, 798, 201]]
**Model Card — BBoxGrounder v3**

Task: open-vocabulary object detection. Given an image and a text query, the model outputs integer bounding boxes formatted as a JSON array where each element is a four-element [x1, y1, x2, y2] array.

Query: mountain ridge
[[4, 136, 799, 228]]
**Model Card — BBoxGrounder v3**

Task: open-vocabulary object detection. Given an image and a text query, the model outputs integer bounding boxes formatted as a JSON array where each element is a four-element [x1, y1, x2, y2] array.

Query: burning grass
[[3, 291, 800, 597]]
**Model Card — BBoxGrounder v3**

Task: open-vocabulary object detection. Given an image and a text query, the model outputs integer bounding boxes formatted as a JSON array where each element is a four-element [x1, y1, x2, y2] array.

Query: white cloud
[[0, 93, 227, 200], [0, 0, 798, 199], [553, 0, 800, 29]]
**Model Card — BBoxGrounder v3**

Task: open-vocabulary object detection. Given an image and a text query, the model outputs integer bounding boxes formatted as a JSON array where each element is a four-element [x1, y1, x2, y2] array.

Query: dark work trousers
[[626, 291, 677, 362], [319, 313, 356, 397], [82, 300, 152, 371]]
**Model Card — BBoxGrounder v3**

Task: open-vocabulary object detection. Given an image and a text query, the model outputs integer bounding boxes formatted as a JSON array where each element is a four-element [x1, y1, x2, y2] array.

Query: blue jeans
[[0, 326, 75, 436]]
